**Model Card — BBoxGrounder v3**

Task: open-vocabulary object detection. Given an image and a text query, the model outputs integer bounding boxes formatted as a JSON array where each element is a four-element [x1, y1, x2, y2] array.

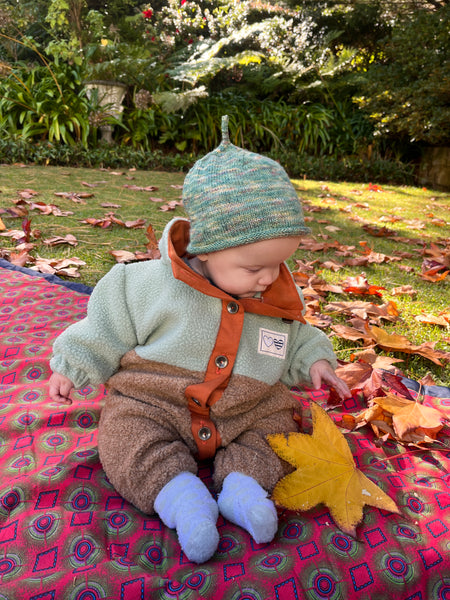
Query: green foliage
[[0, 136, 415, 186], [1, 0, 448, 172], [355, 4, 450, 146], [0, 57, 90, 145]]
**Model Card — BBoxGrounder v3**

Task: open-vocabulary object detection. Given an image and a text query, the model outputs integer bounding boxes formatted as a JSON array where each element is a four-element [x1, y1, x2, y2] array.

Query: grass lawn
[[0, 164, 449, 386]]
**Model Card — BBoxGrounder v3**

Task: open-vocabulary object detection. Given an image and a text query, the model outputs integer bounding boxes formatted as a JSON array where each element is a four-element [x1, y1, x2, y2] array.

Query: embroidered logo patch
[[258, 328, 288, 359]]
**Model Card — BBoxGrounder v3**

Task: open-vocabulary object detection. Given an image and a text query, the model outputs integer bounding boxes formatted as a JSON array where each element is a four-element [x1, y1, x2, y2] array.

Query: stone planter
[[84, 80, 127, 144], [419, 147, 450, 191]]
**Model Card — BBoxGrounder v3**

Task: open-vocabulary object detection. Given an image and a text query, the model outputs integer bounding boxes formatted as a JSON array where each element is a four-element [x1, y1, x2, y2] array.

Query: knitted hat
[[183, 115, 310, 255]]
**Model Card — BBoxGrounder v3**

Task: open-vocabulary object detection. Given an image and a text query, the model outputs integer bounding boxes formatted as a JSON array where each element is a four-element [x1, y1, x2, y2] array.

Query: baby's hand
[[309, 360, 351, 400], [48, 372, 75, 405]]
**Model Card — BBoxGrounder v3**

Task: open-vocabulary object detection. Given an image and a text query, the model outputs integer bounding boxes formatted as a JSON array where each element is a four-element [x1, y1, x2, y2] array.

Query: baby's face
[[197, 236, 301, 298]]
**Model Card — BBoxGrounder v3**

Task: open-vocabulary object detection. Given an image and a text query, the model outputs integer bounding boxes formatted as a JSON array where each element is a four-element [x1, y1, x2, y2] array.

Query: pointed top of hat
[[221, 114, 229, 142], [218, 114, 231, 150]]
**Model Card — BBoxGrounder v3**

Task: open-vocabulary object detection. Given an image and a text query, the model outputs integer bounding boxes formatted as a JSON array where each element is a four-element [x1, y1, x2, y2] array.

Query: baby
[[49, 115, 350, 563]]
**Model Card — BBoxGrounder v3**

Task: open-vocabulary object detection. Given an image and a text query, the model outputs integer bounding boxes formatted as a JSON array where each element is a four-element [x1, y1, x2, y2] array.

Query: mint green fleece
[[50, 218, 336, 389]]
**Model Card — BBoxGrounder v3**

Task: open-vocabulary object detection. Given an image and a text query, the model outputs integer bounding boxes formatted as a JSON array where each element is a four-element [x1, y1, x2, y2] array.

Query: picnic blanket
[[0, 259, 449, 599]]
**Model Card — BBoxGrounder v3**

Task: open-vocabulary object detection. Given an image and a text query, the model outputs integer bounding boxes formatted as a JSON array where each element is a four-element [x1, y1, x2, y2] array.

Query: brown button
[[215, 355, 228, 369], [198, 427, 212, 441]]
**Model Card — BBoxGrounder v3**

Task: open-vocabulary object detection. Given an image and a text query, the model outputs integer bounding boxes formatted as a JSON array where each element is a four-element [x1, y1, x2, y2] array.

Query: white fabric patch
[[258, 328, 288, 359]]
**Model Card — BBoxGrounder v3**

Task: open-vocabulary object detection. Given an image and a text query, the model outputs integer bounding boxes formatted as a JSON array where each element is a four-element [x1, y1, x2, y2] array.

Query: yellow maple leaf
[[267, 402, 399, 536]]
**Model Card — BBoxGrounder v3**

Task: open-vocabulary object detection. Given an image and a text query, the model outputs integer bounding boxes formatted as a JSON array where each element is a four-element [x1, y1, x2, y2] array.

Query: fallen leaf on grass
[[367, 324, 450, 366], [81, 213, 146, 229], [320, 259, 344, 272], [414, 311, 449, 327], [0, 205, 29, 218], [101, 203, 121, 208], [110, 223, 161, 263], [405, 219, 426, 230], [17, 189, 39, 199], [367, 183, 384, 192], [359, 241, 400, 264], [267, 402, 399, 535], [390, 285, 417, 297], [420, 269, 449, 283], [28, 256, 86, 277], [0, 216, 5, 231], [325, 300, 400, 323], [110, 250, 139, 263], [331, 323, 373, 343], [341, 274, 386, 297], [159, 200, 183, 212], [29, 202, 73, 217], [8, 249, 33, 267], [54, 192, 94, 204], [81, 181, 101, 187], [123, 184, 158, 192], [43, 234, 78, 247]]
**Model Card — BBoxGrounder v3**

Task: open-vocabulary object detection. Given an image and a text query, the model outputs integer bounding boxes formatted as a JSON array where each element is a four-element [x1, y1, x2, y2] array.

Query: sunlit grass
[[1, 165, 449, 385]]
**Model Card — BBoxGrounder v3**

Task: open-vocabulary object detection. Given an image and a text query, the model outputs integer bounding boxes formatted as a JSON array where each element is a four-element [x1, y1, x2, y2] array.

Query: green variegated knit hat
[[183, 115, 310, 255]]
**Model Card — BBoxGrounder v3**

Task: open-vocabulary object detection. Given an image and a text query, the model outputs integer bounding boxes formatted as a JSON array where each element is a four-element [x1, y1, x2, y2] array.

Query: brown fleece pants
[[97, 351, 298, 515]]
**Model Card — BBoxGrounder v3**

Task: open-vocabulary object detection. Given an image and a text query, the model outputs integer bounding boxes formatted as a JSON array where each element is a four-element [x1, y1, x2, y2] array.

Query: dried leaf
[[159, 200, 183, 212], [420, 269, 449, 283], [374, 395, 444, 440], [145, 223, 159, 251], [124, 219, 146, 229], [341, 274, 386, 297], [17, 189, 39, 199], [349, 393, 448, 446], [54, 191, 94, 203], [267, 402, 399, 535], [110, 250, 137, 263], [9, 249, 32, 267], [415, 313, 449, 327], [123, 184, 158, 192], [368, 324, 450, 365], [30, 256, 86, 277], [391, 285, 417, 297], [43, 234, 78, 247]]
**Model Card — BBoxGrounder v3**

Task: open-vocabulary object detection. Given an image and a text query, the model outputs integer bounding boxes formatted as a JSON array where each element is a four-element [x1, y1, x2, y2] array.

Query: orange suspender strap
[[184, 298, 244, 459]]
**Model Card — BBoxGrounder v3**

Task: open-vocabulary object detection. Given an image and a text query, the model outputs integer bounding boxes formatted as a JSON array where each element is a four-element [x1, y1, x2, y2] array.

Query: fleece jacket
[[50, 218, 337, 513]]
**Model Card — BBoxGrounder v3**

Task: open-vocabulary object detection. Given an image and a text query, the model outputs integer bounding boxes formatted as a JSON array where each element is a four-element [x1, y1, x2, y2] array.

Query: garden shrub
[[0, 138, 415, 186]]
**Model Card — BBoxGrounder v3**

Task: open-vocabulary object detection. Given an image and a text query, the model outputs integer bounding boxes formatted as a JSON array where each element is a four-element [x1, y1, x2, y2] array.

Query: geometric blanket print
[[0, 264, 449, 600]]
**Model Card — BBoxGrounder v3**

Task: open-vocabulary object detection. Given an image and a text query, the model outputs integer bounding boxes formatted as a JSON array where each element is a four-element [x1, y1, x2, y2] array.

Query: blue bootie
[[217, 472, 278, 544], [154, 472, 219, 563]]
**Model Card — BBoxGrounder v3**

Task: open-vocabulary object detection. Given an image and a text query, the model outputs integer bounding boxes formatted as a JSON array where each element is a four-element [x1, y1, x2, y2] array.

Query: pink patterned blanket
[[0, 262, 449, 599]]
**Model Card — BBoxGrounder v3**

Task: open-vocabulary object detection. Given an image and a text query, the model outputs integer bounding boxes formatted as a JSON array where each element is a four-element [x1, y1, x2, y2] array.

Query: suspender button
[[198, 427, 212, 441], [215, 355, 228, 369], [227, 301, 239, 314]]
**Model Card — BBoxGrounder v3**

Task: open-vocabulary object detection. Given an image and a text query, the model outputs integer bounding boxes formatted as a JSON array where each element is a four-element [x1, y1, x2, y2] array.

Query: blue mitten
[[154, 472, 219, 563], [217, 472, 278, 543]]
